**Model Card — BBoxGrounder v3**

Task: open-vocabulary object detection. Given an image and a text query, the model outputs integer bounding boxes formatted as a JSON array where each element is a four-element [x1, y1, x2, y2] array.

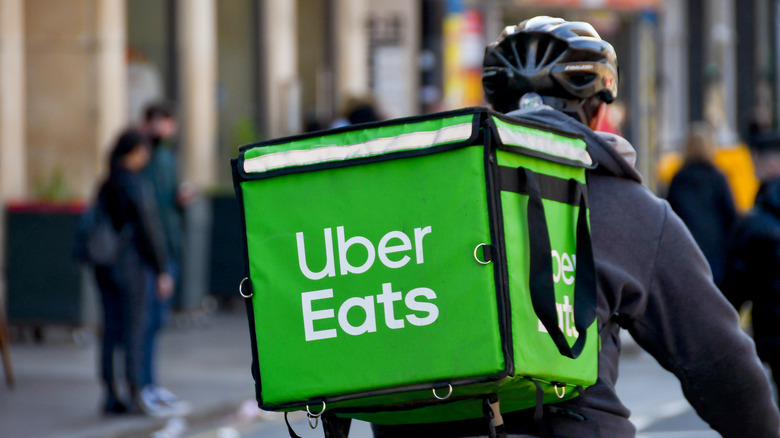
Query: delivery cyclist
[[372, 16, 780, 437]]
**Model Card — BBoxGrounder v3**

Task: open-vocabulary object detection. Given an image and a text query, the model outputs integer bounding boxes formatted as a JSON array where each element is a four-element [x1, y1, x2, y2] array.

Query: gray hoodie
[[509, 106, 780, 437]]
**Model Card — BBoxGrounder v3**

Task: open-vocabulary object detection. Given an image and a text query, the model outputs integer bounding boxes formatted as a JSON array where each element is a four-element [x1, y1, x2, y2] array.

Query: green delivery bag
[[231, 107, 598, 428]]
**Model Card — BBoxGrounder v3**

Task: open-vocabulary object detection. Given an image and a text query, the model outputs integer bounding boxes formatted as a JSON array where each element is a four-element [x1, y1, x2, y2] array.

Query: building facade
[[0, 0, 422, 202], [2, 0, 780, 306]]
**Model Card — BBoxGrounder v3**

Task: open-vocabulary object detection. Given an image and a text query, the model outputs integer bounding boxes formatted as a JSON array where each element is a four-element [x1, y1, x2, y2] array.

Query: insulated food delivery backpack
[[231, 107, 598, 436]]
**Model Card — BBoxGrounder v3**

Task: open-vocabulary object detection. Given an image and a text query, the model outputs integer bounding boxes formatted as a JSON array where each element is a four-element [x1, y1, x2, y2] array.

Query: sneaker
[[102, 397, 129, 415], [137, 386, 178, 418], [151, 386, 192, 416]]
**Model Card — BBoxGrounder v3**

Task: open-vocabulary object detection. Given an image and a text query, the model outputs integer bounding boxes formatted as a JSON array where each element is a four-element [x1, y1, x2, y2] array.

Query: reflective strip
[[244, 123, 473, 174], [496, 127, 592, 166]]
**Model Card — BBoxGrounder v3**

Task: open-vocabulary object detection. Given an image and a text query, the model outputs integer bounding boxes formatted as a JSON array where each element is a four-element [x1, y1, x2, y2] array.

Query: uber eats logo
[[537, 250, 580, 339], [296, 226, 437, 342]]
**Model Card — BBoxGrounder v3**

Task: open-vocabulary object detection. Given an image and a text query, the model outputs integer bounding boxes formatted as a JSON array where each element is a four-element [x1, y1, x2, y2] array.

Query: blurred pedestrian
[[304, 110, 325, 133], [666, 121, 738, 287], [330, 95, 382, 128], [722, 137, 780, 407], [93, 129, 172, 416], [138, 101, 192, 415]]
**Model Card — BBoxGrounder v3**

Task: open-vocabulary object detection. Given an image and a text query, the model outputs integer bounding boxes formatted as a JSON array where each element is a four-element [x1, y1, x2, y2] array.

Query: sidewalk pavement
[[0, 305, 713, 438], [0, 305, 260, 438]]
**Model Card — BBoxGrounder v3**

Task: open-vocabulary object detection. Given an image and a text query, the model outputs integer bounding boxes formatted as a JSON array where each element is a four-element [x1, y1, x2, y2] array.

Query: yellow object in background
[[656, 152, 683, 188], [657, 144, 759, 212], [713, 144, 759, 212]]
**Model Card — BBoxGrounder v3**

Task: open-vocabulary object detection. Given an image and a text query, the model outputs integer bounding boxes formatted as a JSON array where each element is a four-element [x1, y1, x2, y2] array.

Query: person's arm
[[131, 178, 174, 298], [621, 205, 779, 437]]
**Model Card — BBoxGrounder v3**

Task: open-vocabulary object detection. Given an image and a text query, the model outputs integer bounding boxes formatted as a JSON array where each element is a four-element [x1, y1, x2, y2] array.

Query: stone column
[[334, 0, 369, 109], [705, 0, 738, 144], [25, 0, 127, 198], [633, 13, 657, 189], [0, 0, 26, 200], [659, 0, 688, 152], [177, 0, 217, 188], [95, 0, 127, 172], [0, 0, 25, 316], [261, 0, 300, 138]]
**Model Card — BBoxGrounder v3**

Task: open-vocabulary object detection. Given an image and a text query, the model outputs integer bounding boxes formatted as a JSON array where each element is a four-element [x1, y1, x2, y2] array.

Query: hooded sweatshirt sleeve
[[505, 107, 779, 435], [622, 203, 779, 437], [129, 175, 169, 274]]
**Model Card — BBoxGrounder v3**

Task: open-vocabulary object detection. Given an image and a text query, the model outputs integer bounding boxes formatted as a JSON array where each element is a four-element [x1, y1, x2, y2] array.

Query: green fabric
[[501, 191, 597, 386], [495, 149, 586, 183], [495, 146, 597, 387], [241, 146, 504, 406]]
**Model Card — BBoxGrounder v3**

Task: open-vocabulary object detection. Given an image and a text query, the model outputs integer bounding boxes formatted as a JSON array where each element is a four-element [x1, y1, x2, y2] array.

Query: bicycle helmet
[[483, 16, 618, 116]]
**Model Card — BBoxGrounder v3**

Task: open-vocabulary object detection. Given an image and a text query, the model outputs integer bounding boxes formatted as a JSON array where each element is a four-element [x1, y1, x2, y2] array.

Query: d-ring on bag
[[231, 107, 598, 430]]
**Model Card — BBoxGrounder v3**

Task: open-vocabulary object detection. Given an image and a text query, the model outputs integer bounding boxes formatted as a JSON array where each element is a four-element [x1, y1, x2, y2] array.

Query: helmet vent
[[509, 39, 525, 71], [533, 37, 550, 67], [536, 37, 566, 69]]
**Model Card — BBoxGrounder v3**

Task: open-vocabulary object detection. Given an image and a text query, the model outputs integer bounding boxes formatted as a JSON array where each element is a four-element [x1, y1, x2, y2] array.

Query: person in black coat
[[723, 141, 780, 406], [667, 122, 738, 286], [94, 130, 172, 415]]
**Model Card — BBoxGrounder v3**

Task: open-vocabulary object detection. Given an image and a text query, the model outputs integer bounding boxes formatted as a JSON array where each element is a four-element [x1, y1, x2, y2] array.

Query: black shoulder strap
[[284, 412, 303, 438], [520, 168, 597, 359]]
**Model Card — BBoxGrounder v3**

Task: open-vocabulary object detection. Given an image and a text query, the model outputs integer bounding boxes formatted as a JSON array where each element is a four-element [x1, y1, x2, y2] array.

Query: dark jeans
[[140, 258, 178, 388], [95, 248, 149, 397]]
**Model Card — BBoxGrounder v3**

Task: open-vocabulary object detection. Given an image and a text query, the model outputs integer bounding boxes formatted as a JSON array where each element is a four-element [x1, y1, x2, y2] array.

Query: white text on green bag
[[301, 283, 439, 341], [537, 251, 579, 338], [296, 226, 433, 280]]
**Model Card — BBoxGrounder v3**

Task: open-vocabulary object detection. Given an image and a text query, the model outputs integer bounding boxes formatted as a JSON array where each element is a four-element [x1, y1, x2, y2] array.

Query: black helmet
[[483, 16, 618, 114]]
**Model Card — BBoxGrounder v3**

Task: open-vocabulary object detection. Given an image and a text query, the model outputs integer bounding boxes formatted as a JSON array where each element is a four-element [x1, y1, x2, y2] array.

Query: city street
[[182, 334, 723, 438], [4, 306, 774, 438]]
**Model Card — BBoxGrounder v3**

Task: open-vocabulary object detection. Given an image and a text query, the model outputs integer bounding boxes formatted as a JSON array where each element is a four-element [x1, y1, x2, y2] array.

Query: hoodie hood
[[597, 131, 637, 169], [506, 106, 643, 183]]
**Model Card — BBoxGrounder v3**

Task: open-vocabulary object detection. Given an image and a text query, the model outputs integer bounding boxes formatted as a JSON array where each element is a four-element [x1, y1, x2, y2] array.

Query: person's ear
[[589, 102, 608, 131]]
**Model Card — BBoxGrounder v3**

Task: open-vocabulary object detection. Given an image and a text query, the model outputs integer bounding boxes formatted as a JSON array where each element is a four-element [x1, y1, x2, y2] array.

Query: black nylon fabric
[[498, 165, 580, 205], [519, 168, 596, 359]]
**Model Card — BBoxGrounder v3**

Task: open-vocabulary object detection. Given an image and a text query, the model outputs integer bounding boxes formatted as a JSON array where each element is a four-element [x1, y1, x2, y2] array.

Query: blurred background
[[0, 0, 777, 435], [0, 0, 775, 361]]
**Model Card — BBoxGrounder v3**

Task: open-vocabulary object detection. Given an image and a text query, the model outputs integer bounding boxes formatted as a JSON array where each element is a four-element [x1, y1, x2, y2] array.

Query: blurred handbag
[[74, 196, 127, 267]]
